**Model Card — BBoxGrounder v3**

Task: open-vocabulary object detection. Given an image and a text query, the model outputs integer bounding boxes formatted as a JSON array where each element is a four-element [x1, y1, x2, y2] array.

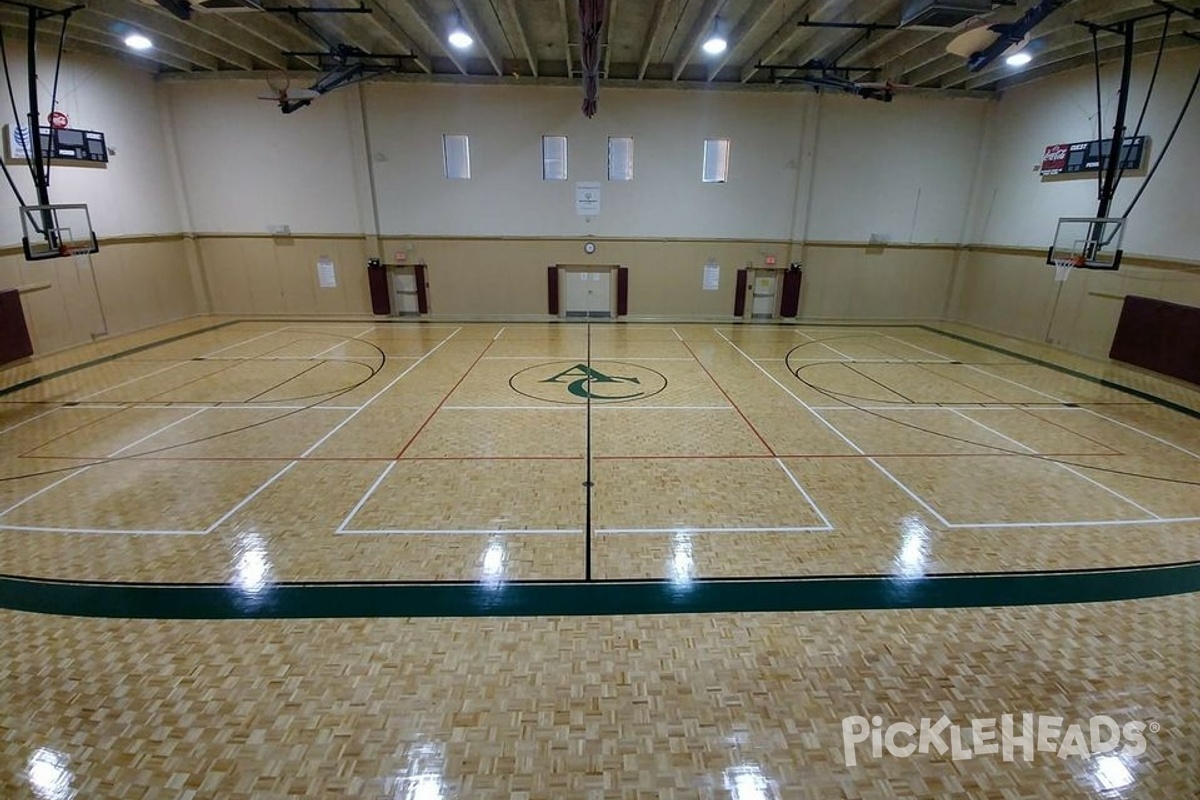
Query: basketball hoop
[[1052, 258, 1074, 282]]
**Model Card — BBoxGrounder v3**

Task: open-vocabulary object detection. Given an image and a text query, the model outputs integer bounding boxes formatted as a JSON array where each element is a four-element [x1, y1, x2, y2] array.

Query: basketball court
[[3, 0, 1200, 797], [3, 318, 1198, 589]]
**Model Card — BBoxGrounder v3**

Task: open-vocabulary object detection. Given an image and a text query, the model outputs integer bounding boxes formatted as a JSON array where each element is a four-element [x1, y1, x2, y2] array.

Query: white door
[[564, 270, 612, 318], [751, 272, 777, 318], [391, 268, 419, 315], [588, 271, 611, 316]]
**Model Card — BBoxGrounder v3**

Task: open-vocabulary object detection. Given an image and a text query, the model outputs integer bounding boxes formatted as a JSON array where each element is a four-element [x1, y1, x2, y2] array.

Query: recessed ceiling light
[[124, 33, 153, 51], [1006, 51, 1032, 67]]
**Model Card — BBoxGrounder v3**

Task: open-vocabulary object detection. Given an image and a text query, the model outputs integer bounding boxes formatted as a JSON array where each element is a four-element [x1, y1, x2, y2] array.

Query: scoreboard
[[1040, 136, 1147, 176], [4, 124, 108, 165]]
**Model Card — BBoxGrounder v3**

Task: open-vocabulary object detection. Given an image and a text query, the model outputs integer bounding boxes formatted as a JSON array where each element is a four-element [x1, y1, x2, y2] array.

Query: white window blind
[[443, 134, 470, 180], [702, 138, 731, 183], [608, 136, 634, 181], [542, 135, 567, 180]]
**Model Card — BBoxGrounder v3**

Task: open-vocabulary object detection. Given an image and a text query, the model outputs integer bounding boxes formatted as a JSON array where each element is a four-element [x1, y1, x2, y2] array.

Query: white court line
[[493, 327, 506, 341], [950, 409, 1162, 520], [715, 327, 956, 529], [944, 517, 1200, 530], [881, 333, 954, 363], [866, 456, 953, 528], [1082, 408, 1200, 461], [712, 329, 865, 454], [960, 364, 1066, 403], [793, 330, 855, 360], [671, 328, 683, 341], [66, 404, 355, 411], [75, 328, 286, 401], [335, 460, 396, 534], [341, 528, 582, 535], [0, 524, 204, 535], [599, 526, 830, 534], [311, 325, 375, 358], [0, 406, 62, 436], [211, 328, 462, 536], [0, 407, 208, 519], [775, 457, 833, 530], [438, 405, 733, 411]]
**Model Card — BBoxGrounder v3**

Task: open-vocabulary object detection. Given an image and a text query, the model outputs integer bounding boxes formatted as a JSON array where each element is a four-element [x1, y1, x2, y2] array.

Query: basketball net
[[1053, 254, 1086, 282]]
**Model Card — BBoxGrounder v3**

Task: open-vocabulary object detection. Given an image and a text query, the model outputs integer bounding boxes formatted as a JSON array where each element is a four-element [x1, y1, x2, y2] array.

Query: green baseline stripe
[[919, 326, 1200, 421], [2, 563, 1199, 619], [0, 321, 240, 399]]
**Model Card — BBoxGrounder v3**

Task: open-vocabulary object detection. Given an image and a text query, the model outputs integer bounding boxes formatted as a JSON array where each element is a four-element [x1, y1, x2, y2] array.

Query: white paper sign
[[575, 182, 601, 216], [703, 260, 720, 291], [317, 256, 337, 288]]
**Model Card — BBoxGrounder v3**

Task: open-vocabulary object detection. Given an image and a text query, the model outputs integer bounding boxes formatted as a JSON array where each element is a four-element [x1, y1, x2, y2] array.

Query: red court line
[[22, 450, 1123, 461], [395, 336, 499, 459], [676, 337, 776, 457]]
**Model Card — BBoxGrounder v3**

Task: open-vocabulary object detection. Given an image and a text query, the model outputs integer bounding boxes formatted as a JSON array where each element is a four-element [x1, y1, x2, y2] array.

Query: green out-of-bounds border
[[2, 562, 1199, 620], [1, 319, 1198, 619]]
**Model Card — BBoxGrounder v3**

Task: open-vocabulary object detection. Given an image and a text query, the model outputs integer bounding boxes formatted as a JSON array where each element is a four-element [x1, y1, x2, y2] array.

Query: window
[[702, 138, 730, 183], [442, 134, 470, 180], [608, 136, 634, 181], [542, 135, 568, 180]]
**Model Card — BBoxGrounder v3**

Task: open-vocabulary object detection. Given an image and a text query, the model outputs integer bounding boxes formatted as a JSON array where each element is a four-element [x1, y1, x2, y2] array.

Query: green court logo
[[510, 360, 668, 405]]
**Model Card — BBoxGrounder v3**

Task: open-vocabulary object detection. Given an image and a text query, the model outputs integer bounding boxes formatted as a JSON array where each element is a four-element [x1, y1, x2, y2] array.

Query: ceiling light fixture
[[1006, 50, 1032, 67], [124, 33, 153, 51], [702, 19, 728, 56], [447, 16, 473, 50]]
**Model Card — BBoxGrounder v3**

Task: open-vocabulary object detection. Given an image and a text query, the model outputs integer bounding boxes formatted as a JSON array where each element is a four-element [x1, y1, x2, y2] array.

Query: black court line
[[0, 321, 239, 399]]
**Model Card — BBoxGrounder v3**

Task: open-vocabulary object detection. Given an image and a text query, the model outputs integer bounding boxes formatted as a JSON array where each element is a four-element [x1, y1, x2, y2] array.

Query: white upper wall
[[364, 83, 810, 240], [806, 94, 990, 244], [165, 80, 368, 235], [166, 80, 992, 244], [967, 48, 1200, 260], [0, 42, 182, 246]]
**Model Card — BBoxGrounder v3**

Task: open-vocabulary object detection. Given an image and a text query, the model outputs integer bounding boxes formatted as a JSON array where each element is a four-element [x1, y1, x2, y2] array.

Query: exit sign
[[765, 255, 777, 266]]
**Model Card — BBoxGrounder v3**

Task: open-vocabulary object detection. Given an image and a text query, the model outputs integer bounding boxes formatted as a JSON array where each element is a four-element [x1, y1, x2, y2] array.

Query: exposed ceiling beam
[[559, 0, 573, 78], [637, 0, 671, 80], [395, 0, 469, 74], [741, 0, 845, 83], [69, 10, 220, 71], [671, 0, 723, 81], [451, 0, 502, 75], [497, 0, 537, 77], [86, 2, 254, 70], [991, 34, 1200, 90], [707, 0, 782, 82], [216, 10, 323, 71], [134, 0, 289, 71], [940, 2, 1168, 89], [1, 12, 195, 73], [360, 0, 433, 74], [775, 0, 899, 80]]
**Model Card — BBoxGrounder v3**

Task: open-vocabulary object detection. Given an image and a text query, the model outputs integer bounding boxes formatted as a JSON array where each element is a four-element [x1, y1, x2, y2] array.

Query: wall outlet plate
[[267, 224, 292, 236]]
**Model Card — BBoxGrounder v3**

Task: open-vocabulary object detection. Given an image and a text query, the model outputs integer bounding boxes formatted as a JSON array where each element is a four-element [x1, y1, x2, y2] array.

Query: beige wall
[[194, 234, 957, 322], [949, 248, 1200, 359], [197, 236, 370, 316], [0, 239, 198, 354]]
